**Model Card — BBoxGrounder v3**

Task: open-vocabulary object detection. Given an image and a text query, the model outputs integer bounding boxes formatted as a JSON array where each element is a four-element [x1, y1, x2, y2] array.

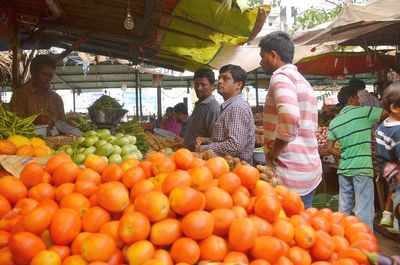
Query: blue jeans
[[301, 191, 314, 209], [338, 175, 374, 230]]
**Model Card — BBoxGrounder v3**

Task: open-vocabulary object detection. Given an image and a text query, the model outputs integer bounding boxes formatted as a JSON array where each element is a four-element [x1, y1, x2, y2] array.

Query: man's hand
[[196, 137, 211, 146]]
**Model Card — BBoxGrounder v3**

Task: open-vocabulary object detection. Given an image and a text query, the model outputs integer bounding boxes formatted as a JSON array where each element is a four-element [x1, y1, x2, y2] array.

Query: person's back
[[329, 105, 382, 177], [328, 85, 383, 229], [265, 65, 322, 194]]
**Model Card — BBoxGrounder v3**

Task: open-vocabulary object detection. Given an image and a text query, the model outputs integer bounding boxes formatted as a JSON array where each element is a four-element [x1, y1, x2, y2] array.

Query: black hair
[[219, 64, 247, 90], [30, 55, 57, 75], [194, 68, 215, 84], [337, 86, 359, 107], [174, 103, 188, 115], [382, 81, 400, 112], [259, 31, 294, 63], [165, 107, 174, 113], [349, 78, 366, 90]]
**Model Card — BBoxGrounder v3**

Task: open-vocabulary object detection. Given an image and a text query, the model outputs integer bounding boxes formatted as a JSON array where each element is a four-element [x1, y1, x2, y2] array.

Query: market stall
[[0, 0, 398, 262]]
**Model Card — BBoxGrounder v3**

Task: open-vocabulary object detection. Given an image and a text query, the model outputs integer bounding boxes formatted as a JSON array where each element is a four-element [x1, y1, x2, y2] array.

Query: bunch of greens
[[117, 119, 149, 154], [66, 113, 96, 132], [88, 95, 122, 111]]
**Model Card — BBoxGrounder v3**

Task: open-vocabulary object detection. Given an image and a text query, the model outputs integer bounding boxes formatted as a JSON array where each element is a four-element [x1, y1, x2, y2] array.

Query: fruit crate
[[46, 136, 77, 149]]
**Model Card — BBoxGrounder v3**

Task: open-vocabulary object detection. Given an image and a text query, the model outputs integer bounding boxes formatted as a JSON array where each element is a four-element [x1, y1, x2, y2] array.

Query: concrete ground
[[376, 232, 400, 256]]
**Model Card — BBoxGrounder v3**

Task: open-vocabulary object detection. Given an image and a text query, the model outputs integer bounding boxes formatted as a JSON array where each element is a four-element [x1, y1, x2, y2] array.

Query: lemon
[[31, 137, 47, 147], [8, 135, 31, 148]]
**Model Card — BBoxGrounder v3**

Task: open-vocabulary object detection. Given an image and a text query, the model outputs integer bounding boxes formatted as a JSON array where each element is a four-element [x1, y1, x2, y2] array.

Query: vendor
[[183, 68, 220, 151], [10, 55, 65, 125], [198, 64, 255, 164]]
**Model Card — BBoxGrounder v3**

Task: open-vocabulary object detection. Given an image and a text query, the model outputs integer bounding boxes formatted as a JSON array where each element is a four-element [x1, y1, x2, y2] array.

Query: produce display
[[144, 132, 180, 151], [0, 135, 52, 157], [117, 119, 150, 154], [58, 129, 142, 164], [0, 104, 37, 139], [88, 95, 123, 111], [0, 148, 379, 265], [316, 127, 328, 147], [66, 113, 96, 133]]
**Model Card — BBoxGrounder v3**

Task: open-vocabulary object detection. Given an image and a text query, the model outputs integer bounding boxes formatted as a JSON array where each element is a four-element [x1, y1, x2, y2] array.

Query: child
[[376, 81, 400, 230]]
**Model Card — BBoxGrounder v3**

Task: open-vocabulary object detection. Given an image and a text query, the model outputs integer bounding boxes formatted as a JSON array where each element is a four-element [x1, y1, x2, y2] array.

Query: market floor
[[377, 232, 400, 255]]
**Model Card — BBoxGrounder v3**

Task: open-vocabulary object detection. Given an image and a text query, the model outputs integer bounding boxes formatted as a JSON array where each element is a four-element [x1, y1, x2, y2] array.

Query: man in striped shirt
[[328, 86, 383, 229], [260, 31, 322, 208]]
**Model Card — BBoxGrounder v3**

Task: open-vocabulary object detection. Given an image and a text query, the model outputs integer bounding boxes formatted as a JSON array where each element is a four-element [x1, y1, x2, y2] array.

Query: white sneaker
[[380, 211, 393, 227]]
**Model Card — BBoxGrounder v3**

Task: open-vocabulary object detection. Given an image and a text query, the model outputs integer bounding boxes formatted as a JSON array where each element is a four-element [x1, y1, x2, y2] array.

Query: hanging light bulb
[[124, 0, 134, 30]]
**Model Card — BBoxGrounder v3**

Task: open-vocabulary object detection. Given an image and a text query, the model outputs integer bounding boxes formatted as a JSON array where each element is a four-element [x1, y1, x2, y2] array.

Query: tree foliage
[[247, 0, 263, 7], [293, 6, 342, 31]]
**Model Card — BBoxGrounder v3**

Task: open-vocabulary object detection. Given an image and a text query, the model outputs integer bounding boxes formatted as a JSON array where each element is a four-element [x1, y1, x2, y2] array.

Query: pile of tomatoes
[[0, 148, 378, 265]]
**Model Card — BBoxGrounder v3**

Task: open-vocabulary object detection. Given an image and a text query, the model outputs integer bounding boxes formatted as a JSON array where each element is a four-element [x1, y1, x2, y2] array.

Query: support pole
[[135, 70, 139, 117], [137, 70, 143, 119], [72, 88, 76, 112], [157, 85, 162, 123], [9, 8, 20, 91], [255, 70, 259, 107]]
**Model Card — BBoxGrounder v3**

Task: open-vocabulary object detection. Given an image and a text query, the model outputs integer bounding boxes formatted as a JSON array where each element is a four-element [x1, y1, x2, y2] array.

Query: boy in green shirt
[[328, 86, 383, 229]]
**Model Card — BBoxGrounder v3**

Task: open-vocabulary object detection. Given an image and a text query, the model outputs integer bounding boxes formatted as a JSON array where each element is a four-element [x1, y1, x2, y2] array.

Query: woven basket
[[46, 136, 77, 149]]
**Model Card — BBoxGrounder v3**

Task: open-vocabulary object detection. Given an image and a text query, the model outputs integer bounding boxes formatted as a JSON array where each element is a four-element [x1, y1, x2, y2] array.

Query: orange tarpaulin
[[296, 52, 395, 76]]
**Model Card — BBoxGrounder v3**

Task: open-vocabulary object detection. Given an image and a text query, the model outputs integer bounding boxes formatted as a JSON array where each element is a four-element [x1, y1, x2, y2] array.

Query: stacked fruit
[[0, 149, 378, 265], [316, 127, 328, 147], [0, 135, 52, 157], [58, 129, 142, 165]]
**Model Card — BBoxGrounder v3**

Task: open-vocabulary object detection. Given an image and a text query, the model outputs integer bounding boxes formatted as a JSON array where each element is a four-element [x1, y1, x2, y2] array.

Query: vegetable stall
[[0, 0, 397, 263]]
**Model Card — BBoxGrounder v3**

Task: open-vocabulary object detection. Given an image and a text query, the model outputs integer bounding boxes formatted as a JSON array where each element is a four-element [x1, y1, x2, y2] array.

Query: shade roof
[[293, 0, 400, 46], [0, 0, 269, 71]]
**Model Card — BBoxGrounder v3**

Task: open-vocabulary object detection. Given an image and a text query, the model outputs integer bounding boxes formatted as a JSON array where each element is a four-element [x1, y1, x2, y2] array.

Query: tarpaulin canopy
[[0, 0, 270, 71], [293, 0, 400, 46], [296, 51, 396, 76]]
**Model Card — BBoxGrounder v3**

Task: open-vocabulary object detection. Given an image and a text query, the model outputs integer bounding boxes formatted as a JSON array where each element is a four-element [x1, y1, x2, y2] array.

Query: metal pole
[[255, 70, 259, 107], [135, 70, 139, 117], [137, 70, 143, 119], [72, 88, 76, 112], [157, 85, 162, 123]]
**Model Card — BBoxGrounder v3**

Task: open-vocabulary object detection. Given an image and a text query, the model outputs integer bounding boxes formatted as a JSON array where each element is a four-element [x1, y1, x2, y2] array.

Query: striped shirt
[[328, 106, 383, 177], [204, 94, 256, 163], [264, 64, 322, 196]]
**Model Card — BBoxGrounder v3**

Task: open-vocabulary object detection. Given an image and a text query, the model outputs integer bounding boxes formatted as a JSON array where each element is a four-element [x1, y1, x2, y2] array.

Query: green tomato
[[83, 136, 99, 147], [109, 154, 122, 164], [121, 144, 134, 156], [84, 146, 96, 155], [112, 145, 122, 155], [127, 135, 137, 145], [84, 130, 97, 137], [115, 133, 124, 138], [76, 137, 85, 144], [74, 154, 86, 164], [96, 143, 113, 157], [104, 135, 116, 143], [133, 151, 143, 160], [65, 147, 74, 156], [95, 140, 108, 148], [97, 129, 111, 136]]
